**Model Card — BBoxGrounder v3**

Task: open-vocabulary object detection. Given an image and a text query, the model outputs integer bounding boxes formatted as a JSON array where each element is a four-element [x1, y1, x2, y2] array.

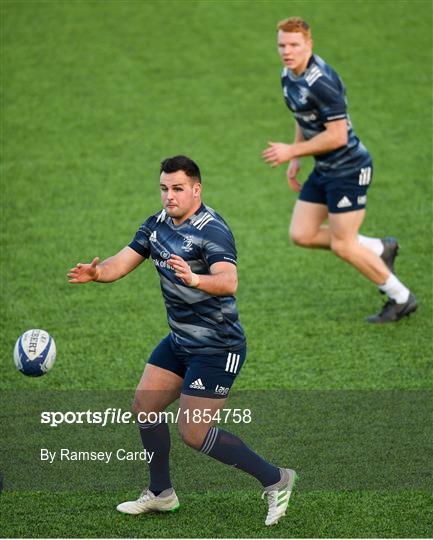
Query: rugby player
[[262, 17, 417, 323], [68, 155, 296, 526]]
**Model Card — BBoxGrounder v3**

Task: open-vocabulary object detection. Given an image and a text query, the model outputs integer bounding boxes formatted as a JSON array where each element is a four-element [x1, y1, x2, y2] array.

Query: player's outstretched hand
[[67, 257, 101, 283], [262, 142, 295, 167], [287, 159, 302, 192], [168, 254, 199, 287]]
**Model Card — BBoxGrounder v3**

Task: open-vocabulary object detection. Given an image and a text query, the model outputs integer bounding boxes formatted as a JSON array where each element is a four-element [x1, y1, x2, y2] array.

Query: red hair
[[277, 17, 311, 39]]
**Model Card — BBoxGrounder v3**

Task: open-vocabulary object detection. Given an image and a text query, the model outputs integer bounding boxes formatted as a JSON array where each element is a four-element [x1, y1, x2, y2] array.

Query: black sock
[[200, 427, 280, 487], [138, 420, 172, 492]]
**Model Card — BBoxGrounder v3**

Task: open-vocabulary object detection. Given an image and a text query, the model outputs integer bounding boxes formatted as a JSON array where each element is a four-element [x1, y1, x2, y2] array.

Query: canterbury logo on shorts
[[225, 352, 241, 374], [358, 167, 372, 186]]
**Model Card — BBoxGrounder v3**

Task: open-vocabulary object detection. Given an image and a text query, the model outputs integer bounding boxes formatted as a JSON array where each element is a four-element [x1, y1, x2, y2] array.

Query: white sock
[[379, 274, 410, 304], [358, 234, 384, 256]]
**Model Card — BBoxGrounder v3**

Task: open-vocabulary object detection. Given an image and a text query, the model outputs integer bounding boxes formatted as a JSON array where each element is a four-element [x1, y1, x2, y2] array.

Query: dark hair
[[160, 155, 201, 183]]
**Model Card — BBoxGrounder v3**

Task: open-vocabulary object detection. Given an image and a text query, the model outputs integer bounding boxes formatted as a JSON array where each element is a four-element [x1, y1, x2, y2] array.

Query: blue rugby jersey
[[281, 54, 371, 177], [129, 203, 246, 354]]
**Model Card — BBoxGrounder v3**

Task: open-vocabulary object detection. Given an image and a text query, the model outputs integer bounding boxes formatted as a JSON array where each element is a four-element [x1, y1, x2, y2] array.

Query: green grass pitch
[[1, 0, 432, 537]]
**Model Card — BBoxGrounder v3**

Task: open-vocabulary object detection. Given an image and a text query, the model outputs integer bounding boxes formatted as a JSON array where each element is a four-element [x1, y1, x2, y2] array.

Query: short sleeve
[[202, 224, 237, 267], [128, 217, 152, 259], [310, 75, 347, 122]]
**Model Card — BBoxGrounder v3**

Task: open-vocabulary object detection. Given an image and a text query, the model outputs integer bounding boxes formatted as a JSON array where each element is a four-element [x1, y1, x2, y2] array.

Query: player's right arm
[[287, 122, 304, 192], [67, 246, 145, 284]]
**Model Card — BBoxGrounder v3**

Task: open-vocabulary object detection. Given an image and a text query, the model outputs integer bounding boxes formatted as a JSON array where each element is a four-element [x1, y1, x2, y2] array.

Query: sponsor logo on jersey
[[305, 65, 323, 87], [152, 258, 173, 270], [150, 231, 157, 243], [156, 210, 167, 223], [294, 111, 318, 122], [160, 250, 171, 260], [215, 384, 229, 396], [359, 167, 372, 186], [192, 212, 214, 230], [189, 378, 205, 390], [337, 196, 352, 209], [225, 352, 241, 374]]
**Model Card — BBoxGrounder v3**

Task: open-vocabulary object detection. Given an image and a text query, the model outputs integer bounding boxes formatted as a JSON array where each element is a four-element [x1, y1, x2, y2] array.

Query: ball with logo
[[13, 329, 56, 377]]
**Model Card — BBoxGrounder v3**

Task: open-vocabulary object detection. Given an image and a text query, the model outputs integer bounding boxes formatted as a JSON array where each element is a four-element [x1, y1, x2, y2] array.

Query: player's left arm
[[168, 255, 238, 296], [262, 118, 348, 167]]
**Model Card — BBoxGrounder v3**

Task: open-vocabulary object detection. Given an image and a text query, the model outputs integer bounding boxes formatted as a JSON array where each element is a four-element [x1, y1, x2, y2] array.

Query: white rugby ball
[[13, 329, 56, 377]]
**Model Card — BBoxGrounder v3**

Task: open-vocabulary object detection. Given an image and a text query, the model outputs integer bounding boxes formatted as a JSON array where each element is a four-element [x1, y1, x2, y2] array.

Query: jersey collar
[[190, 203, 206, 221], [287, 54, 315, 81]]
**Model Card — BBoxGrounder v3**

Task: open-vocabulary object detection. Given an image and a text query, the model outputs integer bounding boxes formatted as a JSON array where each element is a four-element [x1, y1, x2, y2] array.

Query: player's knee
[[178, 423, 206, 450], [132, 395, 143, 416], [290, 227, 314, 247], [331, 238, 352, 261], [132, 389, 150, 415]]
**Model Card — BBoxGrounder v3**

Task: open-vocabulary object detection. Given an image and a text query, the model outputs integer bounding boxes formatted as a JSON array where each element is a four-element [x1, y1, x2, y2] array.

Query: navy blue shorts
[[147, 334, 247, 399], [299, 164, 373, 213]]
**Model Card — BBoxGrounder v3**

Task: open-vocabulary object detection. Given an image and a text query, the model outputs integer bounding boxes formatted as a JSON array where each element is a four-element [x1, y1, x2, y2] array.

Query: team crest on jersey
[[181, 235, 194, 252], [298, 87, 309, 105]]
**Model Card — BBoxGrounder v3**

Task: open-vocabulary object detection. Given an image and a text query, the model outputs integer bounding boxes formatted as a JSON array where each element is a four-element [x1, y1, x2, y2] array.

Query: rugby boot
[[366, 293, 417, 323], [262, 468, 298, 526], [116, 488, 179, 514], [380, 236, 399, 273]]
